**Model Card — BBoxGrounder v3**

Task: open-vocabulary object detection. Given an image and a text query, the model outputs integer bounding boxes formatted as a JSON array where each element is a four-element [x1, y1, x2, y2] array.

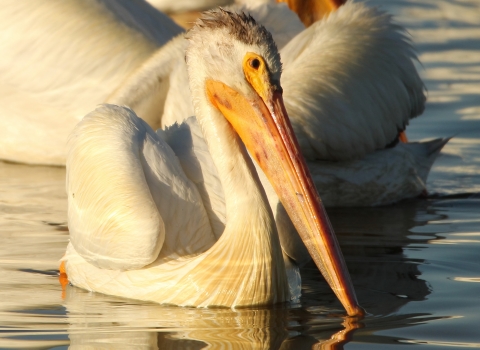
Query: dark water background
[[1, 0, 480, 348]]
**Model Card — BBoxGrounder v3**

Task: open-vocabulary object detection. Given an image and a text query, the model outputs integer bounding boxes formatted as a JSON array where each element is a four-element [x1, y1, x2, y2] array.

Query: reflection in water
[[60, 199, 438, 349], [63, 287, 449, 350], [304, 201, 433, 316], [0, 160, 453, 349], [63, 286, 361, 349]]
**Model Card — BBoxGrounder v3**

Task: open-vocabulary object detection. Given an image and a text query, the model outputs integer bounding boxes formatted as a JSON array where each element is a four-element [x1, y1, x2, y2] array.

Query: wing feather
[[281, 2, 425, 161], [163, 117, 227, 240], [67, 105, 215, 270]]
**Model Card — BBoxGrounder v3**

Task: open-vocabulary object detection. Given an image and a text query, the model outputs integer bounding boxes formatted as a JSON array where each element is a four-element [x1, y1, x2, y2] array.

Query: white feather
[[162, 117, 227, 239], [281, 1, 425, 161], [67, 105, 215, 270], [0, 0, 182, 165], [307, 139, 449, 207], [64, 101, 289, 307], [0, 0, 441, 210]]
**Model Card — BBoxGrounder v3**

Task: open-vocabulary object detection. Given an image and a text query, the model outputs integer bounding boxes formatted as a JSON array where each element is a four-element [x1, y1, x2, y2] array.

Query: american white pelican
[[0, 0, 250, 165], [0, 0, 444, 206], [62, 9, 363, 316], [109, 0, 445, 206]]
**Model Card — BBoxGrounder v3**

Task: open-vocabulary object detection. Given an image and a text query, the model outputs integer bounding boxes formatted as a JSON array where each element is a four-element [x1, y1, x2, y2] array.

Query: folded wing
[[67, 105, 215, 270]]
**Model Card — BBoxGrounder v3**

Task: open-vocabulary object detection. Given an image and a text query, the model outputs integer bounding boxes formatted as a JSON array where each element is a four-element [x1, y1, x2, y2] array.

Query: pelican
[[272, 0, 448, 205], [110, 0, 446, 206], [0, 0, 445, 206], [62, 9, 363, 316], [0, 0, 297, 165]]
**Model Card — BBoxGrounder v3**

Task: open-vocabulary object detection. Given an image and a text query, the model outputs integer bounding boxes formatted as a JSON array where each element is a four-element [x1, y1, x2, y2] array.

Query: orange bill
[[276, 0, 347, 27], [399, 131, 408, 143], [205, 54, 364, 317]]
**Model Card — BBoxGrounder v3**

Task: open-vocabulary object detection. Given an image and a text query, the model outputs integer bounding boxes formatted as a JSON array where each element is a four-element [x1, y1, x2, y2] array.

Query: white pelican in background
[[273, 0, 449, 205], [0, 0, 446, 206], [62, 9, 363, 316], [109, 0, 447, 206], [0, 0, 298, 165], [0, 0, 182, 165]]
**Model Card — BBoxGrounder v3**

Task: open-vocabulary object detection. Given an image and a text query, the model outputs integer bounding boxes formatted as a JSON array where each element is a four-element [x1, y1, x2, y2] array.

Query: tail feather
[[411, 137, 451, 184], [425, 137, 451, 156]]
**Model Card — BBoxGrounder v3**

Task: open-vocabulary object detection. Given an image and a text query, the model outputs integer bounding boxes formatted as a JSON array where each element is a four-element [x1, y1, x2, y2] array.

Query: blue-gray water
[[1, 0, 480, 348]]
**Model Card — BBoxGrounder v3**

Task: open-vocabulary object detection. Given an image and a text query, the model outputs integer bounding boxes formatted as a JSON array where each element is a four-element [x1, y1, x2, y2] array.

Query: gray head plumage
[[193, 8, 274, 47], [186, 8, 282, 77]]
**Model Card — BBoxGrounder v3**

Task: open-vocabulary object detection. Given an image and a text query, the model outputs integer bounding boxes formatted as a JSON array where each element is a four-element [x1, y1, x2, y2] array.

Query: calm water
[[1, 0, 480, 348]]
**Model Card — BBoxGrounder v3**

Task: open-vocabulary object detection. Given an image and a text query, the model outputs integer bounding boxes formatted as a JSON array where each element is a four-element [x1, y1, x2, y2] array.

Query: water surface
[[1, 0, 480, 348]]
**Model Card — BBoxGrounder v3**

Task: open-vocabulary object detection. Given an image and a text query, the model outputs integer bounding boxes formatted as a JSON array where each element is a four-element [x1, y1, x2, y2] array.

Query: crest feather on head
[[187, 8, 281, 73]]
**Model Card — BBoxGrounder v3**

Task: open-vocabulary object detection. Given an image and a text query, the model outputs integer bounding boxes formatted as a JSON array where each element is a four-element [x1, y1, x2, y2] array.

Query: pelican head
[[186, 8, 282, 114], [185, 9, 363, 316]]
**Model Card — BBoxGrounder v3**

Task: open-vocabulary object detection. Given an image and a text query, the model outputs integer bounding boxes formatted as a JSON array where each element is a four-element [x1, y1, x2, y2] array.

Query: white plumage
[[65, 107, 299, 306], [0, 0, 444, 207], [0, 0, 182, 165], [281, 2, 426, 160], [306, 139, 449, 206], [65, 106, 280, 306], [62, 11, 362, 314], [66, 108, 215, 271]]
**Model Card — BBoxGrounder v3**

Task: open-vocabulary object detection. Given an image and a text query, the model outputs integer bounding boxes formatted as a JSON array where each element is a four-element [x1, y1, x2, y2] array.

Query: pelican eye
[[243, 53, 269, 100], [249, 58, 261, 70]]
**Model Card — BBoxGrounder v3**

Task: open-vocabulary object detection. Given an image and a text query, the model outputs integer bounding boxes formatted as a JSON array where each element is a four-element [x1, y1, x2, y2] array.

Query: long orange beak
[[206, 75, 363, 316]]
